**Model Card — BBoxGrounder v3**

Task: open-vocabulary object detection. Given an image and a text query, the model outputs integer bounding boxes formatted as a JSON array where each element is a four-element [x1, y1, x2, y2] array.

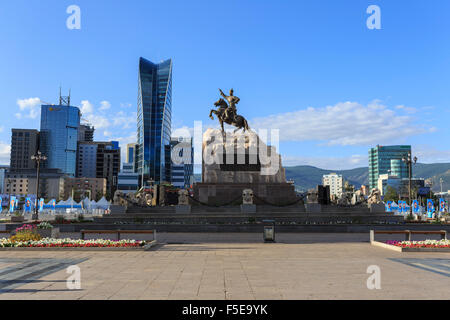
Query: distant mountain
[[194, 163, 450, 192], [284, 166, 368, 191], [285, 163, 450, 192]]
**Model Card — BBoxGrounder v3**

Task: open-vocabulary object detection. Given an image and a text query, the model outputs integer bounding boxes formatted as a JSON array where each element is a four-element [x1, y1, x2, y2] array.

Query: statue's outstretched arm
[[219, 88, 226, 98]]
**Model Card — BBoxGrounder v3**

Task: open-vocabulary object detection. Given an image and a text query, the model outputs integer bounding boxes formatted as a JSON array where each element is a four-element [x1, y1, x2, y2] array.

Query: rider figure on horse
[[219, 88, 240, 123]]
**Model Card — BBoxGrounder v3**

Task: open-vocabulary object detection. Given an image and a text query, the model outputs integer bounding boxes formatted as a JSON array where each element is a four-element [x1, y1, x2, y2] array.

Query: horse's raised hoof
[[209, 116, 214, 120]]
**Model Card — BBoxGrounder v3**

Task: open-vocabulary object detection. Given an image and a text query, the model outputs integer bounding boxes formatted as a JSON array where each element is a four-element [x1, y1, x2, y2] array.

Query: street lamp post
[[402, 152, 417, 218], [31, 151, 47, 221]]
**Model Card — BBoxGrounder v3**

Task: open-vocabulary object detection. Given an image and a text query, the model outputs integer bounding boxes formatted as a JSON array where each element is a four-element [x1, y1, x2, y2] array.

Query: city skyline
[[0, 0, 449, 170]]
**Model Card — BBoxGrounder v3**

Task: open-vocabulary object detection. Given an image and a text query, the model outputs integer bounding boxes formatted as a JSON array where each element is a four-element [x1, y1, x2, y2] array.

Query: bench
[[370, 230, 447, 242], [80, 229, 156, 241]]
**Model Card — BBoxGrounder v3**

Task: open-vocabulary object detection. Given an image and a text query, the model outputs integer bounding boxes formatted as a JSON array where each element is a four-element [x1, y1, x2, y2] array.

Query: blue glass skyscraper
[[137, 57, 172, 185], [40, 104, 80, 176]]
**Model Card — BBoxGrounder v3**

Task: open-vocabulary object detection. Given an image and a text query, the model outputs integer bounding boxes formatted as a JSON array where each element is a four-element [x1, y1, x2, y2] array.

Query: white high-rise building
[[322, 173, 343, 198]]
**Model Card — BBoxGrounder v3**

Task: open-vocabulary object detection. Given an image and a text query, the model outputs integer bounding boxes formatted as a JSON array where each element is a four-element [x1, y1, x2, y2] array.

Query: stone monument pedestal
[[176, 205, 191, 214], [240, 204, 256, 213], [194, 183, 297, 206], [369, 203, 385, 213], [110, 205, 126, 215], [305, 203, 321, 213]]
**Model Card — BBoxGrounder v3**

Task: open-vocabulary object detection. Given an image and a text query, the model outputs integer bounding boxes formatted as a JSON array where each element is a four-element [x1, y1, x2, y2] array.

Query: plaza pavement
[[0, 233, 448, 300]]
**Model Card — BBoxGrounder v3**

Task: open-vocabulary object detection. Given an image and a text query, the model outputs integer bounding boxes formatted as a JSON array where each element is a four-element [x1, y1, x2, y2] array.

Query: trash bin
[[262, 219, 275, 243]]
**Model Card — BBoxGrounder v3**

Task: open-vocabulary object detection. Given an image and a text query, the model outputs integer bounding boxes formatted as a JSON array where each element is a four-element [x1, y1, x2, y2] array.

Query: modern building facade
[[126, 143, 138, 172], [10, 129, 39, 171], [96, 142, 120, 197], [0, 165, 9, 194], [322, 173, 343, 199], [76, 141, 120, 198], [377, 173, 425, 198], [76, 142, 98, 178], [60, 177, 107, 201], [117, 163, 139, 194], [4, 168, 65, 200], [368, 145, 411, 190], [136, 57, 172, 186], [170, 137, 194, 188], [78, 124, 95, 142], [40, 104, 81, 176]]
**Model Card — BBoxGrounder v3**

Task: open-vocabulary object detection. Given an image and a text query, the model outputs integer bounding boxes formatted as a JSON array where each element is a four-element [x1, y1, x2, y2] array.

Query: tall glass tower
[[368, 145, 411, 190], [137, 57, 172, 185], [40, 104, 80, 176]]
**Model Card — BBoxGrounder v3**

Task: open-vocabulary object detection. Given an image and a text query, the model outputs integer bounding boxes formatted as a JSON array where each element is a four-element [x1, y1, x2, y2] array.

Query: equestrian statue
[[209, 88, 250, 134]]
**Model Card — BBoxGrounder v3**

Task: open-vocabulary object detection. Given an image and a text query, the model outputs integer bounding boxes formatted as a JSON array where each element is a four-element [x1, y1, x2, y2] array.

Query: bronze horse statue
[[209, 98, 250, 134]]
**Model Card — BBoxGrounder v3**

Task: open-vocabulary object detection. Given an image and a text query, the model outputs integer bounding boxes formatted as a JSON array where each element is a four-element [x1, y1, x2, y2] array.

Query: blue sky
[[0, 0, 449, 170]]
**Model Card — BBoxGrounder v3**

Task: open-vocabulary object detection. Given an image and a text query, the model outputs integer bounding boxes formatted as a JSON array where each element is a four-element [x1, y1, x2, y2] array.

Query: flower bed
[[0, 238, 146, 248], [386, 240, 450, 248]]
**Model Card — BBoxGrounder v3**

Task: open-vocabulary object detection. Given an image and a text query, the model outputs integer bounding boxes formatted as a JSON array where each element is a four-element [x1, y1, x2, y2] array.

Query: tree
[[384, 186, 399, 202]]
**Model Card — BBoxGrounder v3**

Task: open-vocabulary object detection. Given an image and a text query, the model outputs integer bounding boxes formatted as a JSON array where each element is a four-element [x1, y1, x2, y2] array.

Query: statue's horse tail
[[244, 118, 250, 132]]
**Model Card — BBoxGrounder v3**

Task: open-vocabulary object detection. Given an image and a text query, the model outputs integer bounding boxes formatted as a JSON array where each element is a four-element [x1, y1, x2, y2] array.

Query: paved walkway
[[0, 233, 448, 300]]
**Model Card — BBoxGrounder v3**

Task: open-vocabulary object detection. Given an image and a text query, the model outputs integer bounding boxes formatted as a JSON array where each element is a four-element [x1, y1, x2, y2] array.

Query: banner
[[426, 199, 434, 218], [385, 201, 393, 212], [412, 200, 420, 213], [51, 199, 56, 210], [0, 196, 2, 210], [9, 196, 16, 213], [39, 198, 44, 212], [439, 198, 446, 212], [24, 197, 32, 212]]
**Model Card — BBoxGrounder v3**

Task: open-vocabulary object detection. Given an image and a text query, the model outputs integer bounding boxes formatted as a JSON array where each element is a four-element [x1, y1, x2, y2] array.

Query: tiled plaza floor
[[0, 233, 448, 300]]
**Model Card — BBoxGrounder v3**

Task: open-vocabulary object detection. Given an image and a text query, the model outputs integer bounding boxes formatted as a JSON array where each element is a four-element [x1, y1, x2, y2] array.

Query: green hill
[[194, 163, 450, 192], [285, 163, 450, 192]]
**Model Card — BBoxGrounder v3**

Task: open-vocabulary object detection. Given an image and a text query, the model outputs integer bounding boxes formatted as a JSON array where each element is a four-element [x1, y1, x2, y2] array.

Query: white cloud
[[84, 113, 110, 129], [99, 101, 111, 111], [395, 105, 417, 114], [413, 145, 450, 164], [250, 101, 424, 146], [112, 111, 136, 129], [16, 97, 41, 119], [80, 100, 94, 114], [120, 103, 132, 108], [0, 142, 11, 165]]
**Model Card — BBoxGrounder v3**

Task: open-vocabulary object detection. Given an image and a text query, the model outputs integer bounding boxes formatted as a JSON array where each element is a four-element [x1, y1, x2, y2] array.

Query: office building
[[117, 163, 139, 194], [76, 141, 120, 198], [40, 104, 80, 176], [368, 145, 411, 190], [10, 129, 39, 170], [322, 173, 343, 198], [170, 137, 194, 188], [60, 177, 107, 201], [4, 168, 65, 200], [377, 173, 425, 198], [76, 142, 98, 178], [78, 124, 95, 142], [136, 57, 172, 186], [0, 165, 8, 194], [126, 143, 138, 172], [96, 141, 120, 197]]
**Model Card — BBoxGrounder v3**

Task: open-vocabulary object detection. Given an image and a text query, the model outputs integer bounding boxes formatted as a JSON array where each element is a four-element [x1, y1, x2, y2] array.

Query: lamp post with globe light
[[31, 151, 47, 221], [402, 152, 417, 218]]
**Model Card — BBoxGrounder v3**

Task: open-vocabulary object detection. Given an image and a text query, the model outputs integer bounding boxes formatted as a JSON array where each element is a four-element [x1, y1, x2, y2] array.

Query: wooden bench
[[80, 229, 156, 241], [370, 230, 447, 242]]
